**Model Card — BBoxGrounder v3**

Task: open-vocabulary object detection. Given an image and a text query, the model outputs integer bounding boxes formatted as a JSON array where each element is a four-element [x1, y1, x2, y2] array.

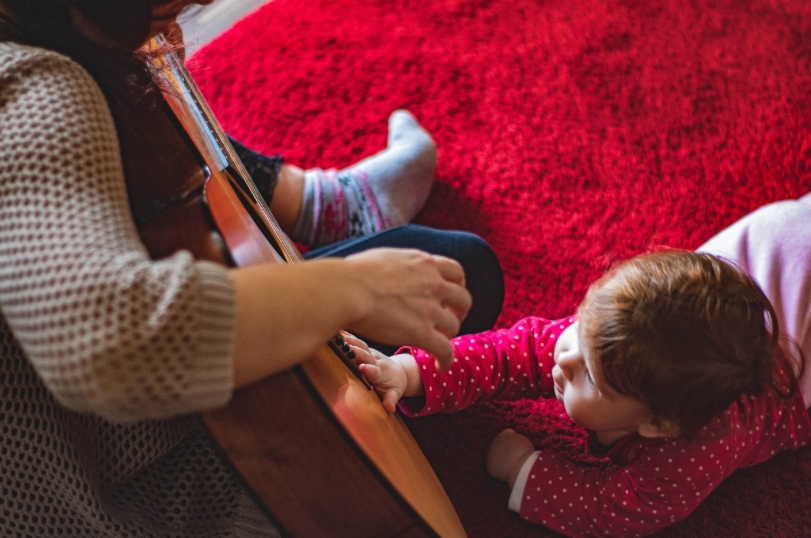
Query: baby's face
[[552, 321, 655, 445]]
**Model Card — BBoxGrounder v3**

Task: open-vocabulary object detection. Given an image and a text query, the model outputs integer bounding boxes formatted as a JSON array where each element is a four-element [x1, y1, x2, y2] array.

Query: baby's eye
[[585, 369, 596, 387]]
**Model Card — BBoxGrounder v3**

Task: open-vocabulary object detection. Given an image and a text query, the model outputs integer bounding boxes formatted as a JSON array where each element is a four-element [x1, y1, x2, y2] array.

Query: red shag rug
[[190, 0, 811, 536]]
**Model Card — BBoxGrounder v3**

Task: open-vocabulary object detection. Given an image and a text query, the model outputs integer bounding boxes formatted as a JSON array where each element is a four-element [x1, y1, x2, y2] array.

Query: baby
[[348, 249, 811, 537]]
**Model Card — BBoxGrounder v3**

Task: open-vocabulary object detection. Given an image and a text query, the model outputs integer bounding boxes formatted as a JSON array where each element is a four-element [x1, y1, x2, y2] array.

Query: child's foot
[[290, 110, 437, 248]]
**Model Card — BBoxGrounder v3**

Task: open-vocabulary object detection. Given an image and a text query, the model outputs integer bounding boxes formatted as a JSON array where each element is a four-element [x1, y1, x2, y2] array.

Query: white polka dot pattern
[[399, 316, 565, 415], [397, 315, 811, 537]]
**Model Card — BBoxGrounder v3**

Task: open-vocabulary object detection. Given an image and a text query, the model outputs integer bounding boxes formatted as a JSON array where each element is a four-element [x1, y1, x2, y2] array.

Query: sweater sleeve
[[0, 46, 236, 423], [398, 316, 573, 415]]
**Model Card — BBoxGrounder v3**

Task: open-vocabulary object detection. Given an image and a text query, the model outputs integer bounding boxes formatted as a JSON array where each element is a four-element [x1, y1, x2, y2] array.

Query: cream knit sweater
[[0, 41, 277, 537]]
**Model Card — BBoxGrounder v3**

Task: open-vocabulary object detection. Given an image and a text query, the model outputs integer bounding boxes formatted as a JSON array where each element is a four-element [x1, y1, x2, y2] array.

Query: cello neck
[[148, 34, 301, 265]]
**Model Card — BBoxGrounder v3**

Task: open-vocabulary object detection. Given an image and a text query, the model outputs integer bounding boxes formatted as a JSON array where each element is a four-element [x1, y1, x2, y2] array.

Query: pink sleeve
[[397, 316, 574, 416], [514, 437, 729, 537], [513, 388, 811, 537]]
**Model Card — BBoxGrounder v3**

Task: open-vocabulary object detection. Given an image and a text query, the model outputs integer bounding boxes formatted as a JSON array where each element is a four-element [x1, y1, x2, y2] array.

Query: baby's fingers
[[381, 390, 400, 415], [350, 345, 376, 366], [358, 362, 383, 382], [341, 331, 367, 350], [342, 333, 375, 365]]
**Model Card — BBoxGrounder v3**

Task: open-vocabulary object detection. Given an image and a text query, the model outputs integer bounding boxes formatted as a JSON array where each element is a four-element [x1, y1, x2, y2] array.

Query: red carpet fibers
[[191, 0, 811, 535]]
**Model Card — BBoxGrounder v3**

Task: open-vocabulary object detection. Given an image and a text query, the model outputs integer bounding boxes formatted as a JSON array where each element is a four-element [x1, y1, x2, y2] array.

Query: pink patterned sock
[[292, 168, 391, 247], [290, 110, 436, 248]]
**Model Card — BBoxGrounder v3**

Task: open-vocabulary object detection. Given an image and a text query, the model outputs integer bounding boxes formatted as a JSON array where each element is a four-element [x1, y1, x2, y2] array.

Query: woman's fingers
[[417, 331, 455, 371], [343, 248, 472, 361], [430, 308, 462, 349], [433, 254, 467, 287], [428, 256, 471, 323], [440, 282, 472, 328]]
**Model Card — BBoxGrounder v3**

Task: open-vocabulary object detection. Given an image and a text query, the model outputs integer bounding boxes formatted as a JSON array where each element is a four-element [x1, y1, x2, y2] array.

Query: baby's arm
[[343, 332, 424, 414], [363, 316, 571, 417], [505, 436, 729, 537], [486, 429, 537, 487]]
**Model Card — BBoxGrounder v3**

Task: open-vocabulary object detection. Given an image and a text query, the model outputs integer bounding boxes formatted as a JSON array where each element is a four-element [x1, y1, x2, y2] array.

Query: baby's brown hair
[[578, 250, 799, 438]]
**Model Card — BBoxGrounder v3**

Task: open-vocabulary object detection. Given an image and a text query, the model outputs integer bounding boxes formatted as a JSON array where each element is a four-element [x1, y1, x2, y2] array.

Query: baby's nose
[[556, 351, 577, 375], [552, 364, 568, 383]]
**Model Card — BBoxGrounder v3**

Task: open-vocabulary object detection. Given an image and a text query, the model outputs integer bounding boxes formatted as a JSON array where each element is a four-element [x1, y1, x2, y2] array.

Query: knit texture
[[190, 0, 811, 536], [0, 42, 276, 537]]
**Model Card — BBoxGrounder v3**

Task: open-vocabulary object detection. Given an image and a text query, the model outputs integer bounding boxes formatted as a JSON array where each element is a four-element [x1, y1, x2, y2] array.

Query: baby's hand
[[486, 428, 536, 488], [342, 332, 409, 414]]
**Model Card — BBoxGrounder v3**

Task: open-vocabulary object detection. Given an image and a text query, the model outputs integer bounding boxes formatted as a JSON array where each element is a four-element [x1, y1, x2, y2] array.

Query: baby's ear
[[637, 419, 679, 439]]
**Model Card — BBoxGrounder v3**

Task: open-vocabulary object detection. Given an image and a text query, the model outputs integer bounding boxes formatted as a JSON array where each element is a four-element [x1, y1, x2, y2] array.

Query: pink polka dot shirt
[[397, 316, 811, 537]]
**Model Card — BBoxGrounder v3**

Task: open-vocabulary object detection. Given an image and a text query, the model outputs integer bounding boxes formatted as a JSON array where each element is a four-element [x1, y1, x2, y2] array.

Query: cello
[[133, 34, 467, 538]]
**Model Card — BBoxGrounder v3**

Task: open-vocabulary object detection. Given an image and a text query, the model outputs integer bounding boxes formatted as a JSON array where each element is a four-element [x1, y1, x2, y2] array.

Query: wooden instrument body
[[131, 39, 467, 538]]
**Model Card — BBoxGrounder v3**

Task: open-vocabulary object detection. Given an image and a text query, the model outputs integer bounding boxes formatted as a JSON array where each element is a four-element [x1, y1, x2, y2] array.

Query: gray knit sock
[[291, 110, 437, 248]]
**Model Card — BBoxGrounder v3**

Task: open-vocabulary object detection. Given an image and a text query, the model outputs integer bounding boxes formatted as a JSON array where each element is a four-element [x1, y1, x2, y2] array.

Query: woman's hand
[[343, 248, 471, 370], [230, 247, 469, 388], [486, 429, 536, 488], [343, 332, 423, 414], [345, 248, 472, 370]]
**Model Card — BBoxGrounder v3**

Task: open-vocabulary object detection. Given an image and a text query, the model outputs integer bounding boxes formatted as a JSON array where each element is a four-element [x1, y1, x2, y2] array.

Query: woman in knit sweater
[[0, 1, 504, 536]]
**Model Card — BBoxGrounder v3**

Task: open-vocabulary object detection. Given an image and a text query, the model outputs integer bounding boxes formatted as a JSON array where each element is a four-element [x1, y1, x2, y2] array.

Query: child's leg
[[290, 110, 437, 248], [697, 197, 811, 406], [231, 110, 437, 249]]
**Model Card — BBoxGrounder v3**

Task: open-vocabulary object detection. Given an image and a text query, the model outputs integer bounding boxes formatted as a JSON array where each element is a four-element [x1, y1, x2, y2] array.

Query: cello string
[[151, 34, 302, 265], [148, 35, 369, 385]]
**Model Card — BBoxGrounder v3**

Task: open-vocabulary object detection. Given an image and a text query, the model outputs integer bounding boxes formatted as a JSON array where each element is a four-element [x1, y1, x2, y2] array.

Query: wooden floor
[[179, 0, 271, 56]]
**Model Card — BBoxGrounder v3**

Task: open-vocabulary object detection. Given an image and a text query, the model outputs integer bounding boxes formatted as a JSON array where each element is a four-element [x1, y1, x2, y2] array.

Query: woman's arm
[[230, 248, 471, 388], [0, 47, 240, 421], [0, 46, 470, 422]]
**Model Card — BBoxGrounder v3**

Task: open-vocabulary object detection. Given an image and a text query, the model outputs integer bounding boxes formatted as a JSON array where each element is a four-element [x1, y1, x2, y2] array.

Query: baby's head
[[574, 250, 791, 440]]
